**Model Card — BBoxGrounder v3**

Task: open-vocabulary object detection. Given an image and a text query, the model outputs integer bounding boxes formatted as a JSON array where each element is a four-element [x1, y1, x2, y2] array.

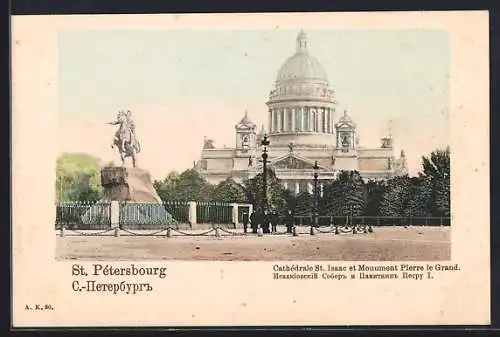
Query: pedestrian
[[250, 210, 257, 234], [271, 209, 278, 233], [286, 210, 294, 233]]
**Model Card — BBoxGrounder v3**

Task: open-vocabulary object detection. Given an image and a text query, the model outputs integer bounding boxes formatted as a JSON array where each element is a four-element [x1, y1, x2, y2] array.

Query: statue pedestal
[[101, 167, 162, 203]]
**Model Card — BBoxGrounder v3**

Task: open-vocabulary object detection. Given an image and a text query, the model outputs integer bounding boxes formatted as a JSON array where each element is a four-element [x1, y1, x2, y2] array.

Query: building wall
[[358, 157, 389, 172]]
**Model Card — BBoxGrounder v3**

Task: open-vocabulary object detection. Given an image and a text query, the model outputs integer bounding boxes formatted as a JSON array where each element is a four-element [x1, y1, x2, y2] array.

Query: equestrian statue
[[108, 110, 141, 168]]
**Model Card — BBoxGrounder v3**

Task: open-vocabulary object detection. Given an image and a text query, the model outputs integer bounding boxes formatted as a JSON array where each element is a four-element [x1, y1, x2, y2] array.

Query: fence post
[[248, 204, 254, 216], [110, 201, 119, 229], [60, 226, 65, 237], [230, 203, 239, 228], [188, 201, 197, 226]]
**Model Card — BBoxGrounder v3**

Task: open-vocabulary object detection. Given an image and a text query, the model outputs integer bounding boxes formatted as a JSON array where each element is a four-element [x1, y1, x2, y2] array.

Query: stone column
[[307, 182, 313, 194], [308, 109, 312, 132], [268, 110, 272, 133], [283, 107, 288, 132], [320, 182, 324, 197], [295, 181, 300, 195], [110, 200, 120, 228], [322, 108, 326, 133], [277, 109, 281, 132], [283, 181, 288, 190], [300, 107, 304, 132], [188, 201, 197, 225], [317, 108, 321, 132], [271, 109, 276, 133], [291, 108, 296, 132], [230, 203, 239, 225]]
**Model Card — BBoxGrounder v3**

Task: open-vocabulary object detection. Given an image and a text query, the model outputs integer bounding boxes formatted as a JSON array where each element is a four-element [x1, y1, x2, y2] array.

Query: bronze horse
[[108, 110, 141, 168]]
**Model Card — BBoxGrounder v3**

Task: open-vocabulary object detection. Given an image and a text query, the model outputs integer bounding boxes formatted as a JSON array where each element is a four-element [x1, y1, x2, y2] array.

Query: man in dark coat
[[270, 209, 278, 233], [262, 209, 271, 234], [250, 210, 257, 234], [285, 210, 294, 233]]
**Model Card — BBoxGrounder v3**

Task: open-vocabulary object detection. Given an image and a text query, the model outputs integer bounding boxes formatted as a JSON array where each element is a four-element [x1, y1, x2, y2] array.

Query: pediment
[[256, 153, 329, 171]]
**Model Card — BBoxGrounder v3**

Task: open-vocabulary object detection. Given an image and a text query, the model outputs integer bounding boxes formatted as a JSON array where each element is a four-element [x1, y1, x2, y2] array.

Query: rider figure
[[108, 110, 128, 153]]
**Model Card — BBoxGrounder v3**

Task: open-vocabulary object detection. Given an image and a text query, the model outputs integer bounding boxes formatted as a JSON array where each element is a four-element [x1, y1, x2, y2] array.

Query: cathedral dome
[[275, 30, 328, 83]]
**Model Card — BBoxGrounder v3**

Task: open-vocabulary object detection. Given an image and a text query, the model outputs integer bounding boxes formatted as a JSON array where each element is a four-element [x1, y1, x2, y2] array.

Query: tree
[[56, 153, 103, 202], [403, 176, 432, 217], [322, 170, 366, 216], [420, 147, 450, 216], [211, 178, 246, 202], [363, 180, 386, 216], [242, 168, 287, 212], [154, 171, 181, 202], [153, 169, 215, 202], [379, 175, 411, 216], [294, 192, 313, 215]]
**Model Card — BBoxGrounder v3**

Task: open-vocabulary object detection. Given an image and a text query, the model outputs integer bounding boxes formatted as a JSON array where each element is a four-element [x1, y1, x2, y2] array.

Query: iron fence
[[196, 201, 232, 224], [119, 202, 180, 230], [291, 215, 451, 227], [163, 201, 189, 223], [55, 201, 111, 230]]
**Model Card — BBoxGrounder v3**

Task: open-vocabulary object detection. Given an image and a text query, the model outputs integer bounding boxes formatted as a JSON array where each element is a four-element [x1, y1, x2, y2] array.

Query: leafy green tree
[[154, 171, 181, 202], [154, 169, 214, 202], [379, 175, 411, 216], [363, 180, 386, 216], [294, 192, 313, 215], [403, 176, 432, 217], [321, 170, 366, 216], [210, 178, 246, 202], [420, 147, 450, 216], [242, 168, 287, 212], [56, 153, 103, 202]]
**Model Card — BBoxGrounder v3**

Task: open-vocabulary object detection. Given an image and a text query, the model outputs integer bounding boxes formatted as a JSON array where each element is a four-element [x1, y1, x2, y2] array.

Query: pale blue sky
[[58, 29, 449, 179]]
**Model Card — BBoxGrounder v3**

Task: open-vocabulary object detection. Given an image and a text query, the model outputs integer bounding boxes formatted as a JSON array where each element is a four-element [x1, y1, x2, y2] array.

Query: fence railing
[[54, 201, 253, 230], [292, 215, 451, 227], [196, 201, 232, 224], [55, 201, 450, 231], [55, 201, 111, 230]]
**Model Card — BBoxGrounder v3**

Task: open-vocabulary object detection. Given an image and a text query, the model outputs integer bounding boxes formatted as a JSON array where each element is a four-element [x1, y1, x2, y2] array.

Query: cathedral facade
[[195, 30, 407, 194]]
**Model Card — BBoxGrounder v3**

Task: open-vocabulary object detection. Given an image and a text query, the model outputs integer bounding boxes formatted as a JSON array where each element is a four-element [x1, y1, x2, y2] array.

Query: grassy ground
[[56, 226, 450, 261]]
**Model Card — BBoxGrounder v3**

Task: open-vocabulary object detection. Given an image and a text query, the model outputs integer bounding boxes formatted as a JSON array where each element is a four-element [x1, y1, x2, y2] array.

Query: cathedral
[[195, 30, 407, 195]]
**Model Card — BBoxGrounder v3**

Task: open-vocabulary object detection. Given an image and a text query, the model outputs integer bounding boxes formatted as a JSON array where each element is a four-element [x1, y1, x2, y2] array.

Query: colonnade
[[282, 180, 325, 196], [268, 106, 334, 134]]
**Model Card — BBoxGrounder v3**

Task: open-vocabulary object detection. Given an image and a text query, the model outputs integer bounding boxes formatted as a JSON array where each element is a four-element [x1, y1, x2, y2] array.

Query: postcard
[[12, 11, 490, 327]]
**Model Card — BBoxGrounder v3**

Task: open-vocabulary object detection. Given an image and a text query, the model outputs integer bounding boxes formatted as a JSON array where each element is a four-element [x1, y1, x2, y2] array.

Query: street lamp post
[[310, 161, 319, 235], [261, 134, 270, 228]]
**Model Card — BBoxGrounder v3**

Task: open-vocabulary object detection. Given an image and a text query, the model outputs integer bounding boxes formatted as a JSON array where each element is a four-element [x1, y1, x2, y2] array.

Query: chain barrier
[[217, 227, 248, 236], [169, 227, 216, 236], [64, 228, 116, 236], [313, 226, 336, 234], [119, 228, 169, 236]]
